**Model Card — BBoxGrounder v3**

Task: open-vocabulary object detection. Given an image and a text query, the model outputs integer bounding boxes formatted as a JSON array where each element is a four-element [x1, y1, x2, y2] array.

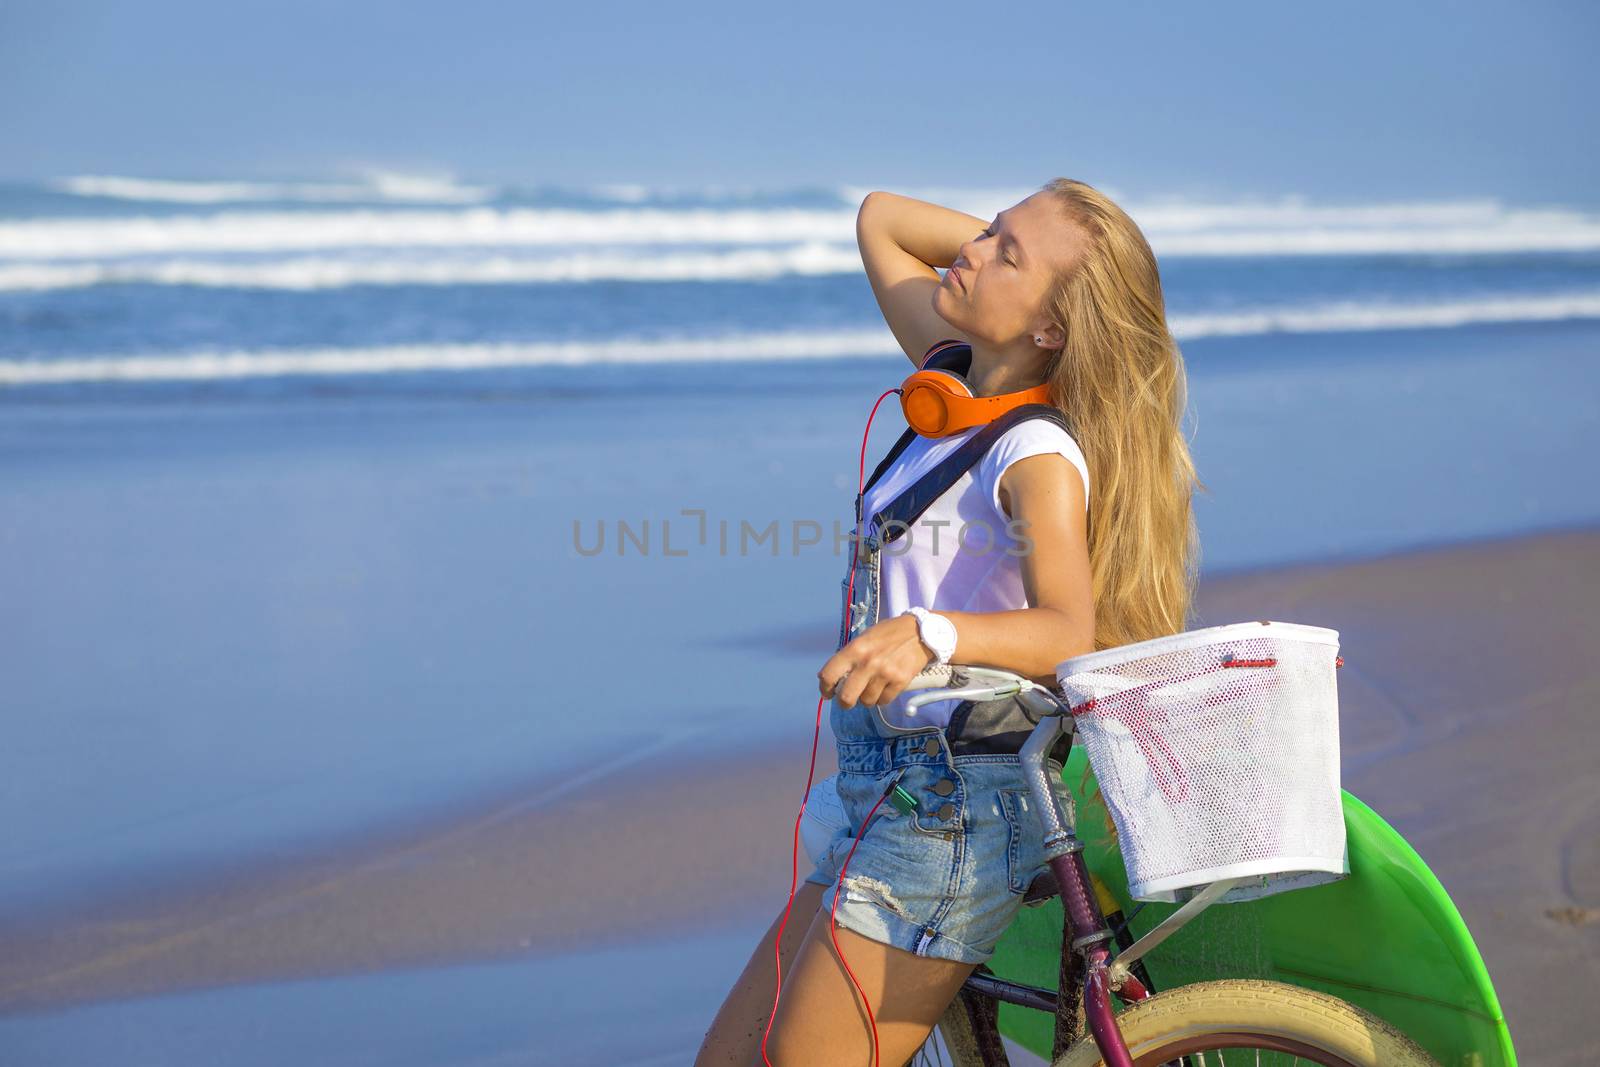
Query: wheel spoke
[[1133, 1039, 1368, 1066]]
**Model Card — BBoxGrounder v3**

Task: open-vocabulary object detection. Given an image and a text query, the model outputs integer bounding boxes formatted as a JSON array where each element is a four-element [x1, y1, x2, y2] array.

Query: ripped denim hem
[[818, 879, 993, 966]]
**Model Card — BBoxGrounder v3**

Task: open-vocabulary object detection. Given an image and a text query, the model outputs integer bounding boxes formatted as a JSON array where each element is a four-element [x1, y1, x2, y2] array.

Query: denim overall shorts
[[802, 404, 1077, 966]]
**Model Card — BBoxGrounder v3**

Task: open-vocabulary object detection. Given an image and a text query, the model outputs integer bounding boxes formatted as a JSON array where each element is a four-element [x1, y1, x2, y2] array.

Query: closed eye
[[978, 226, 1017, 267]]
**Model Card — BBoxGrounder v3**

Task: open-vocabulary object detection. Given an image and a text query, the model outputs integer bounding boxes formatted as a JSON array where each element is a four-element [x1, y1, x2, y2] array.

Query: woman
[[695, 180, 1201, 1066]]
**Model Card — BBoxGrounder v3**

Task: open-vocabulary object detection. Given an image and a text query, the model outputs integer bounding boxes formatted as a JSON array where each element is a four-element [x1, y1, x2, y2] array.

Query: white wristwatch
[[904, 607, 957, 666]]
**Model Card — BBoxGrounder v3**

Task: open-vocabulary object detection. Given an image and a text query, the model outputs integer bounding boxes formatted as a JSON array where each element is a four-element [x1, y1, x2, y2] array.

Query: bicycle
[[879, 657, 1514, 1067]]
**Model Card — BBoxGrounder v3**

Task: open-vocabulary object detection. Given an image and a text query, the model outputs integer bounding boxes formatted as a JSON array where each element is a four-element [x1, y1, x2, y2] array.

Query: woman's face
[[934, 191, 1086, 347]]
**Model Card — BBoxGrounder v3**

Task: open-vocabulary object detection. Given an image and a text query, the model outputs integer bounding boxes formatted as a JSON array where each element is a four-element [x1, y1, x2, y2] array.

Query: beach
[[3, 525, 1595, 1065], [3, 177, 1599, 1064]]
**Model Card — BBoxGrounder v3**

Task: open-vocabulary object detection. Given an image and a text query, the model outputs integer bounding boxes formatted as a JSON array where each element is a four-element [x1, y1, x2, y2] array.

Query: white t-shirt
[[860, 417, 1091, 729]]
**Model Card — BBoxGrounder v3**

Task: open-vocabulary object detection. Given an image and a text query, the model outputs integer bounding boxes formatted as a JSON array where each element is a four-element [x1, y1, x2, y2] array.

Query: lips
[[948, 265, 964, 291]]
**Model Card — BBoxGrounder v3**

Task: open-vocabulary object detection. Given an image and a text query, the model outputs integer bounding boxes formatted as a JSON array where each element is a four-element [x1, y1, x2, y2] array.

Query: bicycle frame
[[902, 668, 1161, 1066], [899, 659, 1515, 1067]]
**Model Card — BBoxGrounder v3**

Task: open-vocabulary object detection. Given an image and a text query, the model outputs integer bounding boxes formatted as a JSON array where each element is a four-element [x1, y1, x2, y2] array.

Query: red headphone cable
[[761, 387, 900, 1067]]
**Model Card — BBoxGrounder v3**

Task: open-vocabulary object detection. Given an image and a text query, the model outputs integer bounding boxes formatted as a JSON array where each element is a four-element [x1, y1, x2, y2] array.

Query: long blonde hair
[[1037, 177, 1205, 650]]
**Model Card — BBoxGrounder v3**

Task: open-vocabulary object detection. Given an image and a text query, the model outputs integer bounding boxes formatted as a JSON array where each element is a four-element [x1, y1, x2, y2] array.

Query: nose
[[954, 235, 983, 272]]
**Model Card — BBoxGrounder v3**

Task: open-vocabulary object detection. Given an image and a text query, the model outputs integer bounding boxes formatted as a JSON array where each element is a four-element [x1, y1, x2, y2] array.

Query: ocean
[[3, 174, 1597, 921]]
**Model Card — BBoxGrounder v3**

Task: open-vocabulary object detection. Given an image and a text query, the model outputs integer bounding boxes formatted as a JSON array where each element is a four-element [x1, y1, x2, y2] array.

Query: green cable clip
[[885, 766, 916, 814], [888, 784, 918, 816], [879, 767, 917, 817]]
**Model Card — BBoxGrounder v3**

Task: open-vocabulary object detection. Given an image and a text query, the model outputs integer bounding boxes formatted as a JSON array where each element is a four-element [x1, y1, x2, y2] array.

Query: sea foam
[[4, 197, 1599, 263], [4, 289, 1597, 386]]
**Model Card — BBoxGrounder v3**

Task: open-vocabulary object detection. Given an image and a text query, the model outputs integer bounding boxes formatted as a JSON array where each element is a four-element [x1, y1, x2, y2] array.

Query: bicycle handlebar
[[899, 663, 1072, 718], [901, 662, 955, 691]]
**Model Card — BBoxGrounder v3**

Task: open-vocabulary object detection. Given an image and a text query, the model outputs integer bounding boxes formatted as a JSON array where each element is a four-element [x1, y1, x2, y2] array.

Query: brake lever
[[902, 665, 1063, 716], [903, 684, 1019, 713]]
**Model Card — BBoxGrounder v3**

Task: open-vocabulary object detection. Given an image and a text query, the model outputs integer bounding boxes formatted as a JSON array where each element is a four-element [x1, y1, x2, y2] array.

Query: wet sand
[[2, 526, 1597, 1065]]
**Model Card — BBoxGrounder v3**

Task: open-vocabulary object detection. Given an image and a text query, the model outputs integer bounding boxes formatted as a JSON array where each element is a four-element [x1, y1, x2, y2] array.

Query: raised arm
[[856, 191, 990, 368]]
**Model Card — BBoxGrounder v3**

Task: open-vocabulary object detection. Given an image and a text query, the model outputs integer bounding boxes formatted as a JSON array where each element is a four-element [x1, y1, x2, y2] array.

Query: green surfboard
[[986, 749, 1516, 1066]]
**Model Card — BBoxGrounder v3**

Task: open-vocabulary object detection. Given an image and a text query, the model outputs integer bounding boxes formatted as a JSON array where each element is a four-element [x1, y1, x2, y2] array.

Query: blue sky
[[3, 0, 1595, 204]]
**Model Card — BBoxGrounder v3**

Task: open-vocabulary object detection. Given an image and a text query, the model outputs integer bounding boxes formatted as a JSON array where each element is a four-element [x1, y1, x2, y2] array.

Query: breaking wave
[[5, 289, 1597, 386]]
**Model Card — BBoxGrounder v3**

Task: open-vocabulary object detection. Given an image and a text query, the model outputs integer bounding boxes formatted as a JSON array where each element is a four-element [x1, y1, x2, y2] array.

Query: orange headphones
[[899, 339, 1054, 438]]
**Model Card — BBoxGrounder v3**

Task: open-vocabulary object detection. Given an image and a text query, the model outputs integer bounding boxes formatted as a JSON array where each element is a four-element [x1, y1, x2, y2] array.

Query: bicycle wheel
[[1053, 979, 1439, 1067]]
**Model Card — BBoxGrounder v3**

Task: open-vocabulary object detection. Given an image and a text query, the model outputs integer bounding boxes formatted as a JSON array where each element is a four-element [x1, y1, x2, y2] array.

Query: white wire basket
[[1055, 620, 1349, 904]]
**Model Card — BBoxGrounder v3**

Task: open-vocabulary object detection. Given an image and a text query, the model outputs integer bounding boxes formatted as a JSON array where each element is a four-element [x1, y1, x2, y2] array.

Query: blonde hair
[[1037, 177, 1206, 650]]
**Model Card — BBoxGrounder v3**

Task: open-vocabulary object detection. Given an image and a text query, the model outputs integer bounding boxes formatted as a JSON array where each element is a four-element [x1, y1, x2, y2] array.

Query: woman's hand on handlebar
[[818, 613, 936, 709]]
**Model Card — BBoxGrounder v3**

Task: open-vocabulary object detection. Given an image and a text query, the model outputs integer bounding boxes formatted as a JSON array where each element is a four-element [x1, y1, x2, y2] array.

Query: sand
[[2, 526, 1596, 1065]]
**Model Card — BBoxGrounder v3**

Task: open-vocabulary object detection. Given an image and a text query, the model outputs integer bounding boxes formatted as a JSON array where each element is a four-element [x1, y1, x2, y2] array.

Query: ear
[[1033, 322, 1067, 350]]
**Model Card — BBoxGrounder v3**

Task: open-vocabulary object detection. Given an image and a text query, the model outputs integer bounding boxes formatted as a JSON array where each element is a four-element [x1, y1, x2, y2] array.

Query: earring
[[1034, 335, 1043, 344]]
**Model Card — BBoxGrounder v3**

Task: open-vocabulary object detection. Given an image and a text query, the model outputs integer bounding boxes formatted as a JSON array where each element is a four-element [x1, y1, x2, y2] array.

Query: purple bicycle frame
[[903, 666, 1146, 1065], [1017, 712, 1147, 1067]]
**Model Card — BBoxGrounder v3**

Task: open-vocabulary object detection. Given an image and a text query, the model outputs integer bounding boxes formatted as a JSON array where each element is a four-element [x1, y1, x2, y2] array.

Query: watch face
[[923, 613, 957, 661]]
